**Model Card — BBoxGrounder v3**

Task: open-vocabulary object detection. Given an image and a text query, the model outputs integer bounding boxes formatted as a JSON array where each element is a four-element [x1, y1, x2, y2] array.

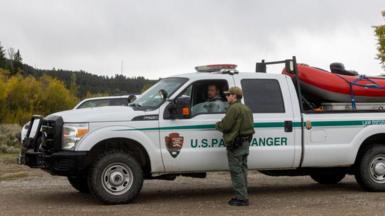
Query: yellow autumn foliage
[[0, 70, 78, 124]]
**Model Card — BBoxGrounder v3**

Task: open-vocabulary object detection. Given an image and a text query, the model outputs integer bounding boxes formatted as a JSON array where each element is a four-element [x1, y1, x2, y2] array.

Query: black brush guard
[[19, 115, 63, 167], [18, 115, 87, 176]]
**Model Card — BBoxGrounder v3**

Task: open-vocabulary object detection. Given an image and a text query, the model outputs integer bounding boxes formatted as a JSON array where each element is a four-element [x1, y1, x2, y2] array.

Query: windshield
[[131, 77, 188, 109]]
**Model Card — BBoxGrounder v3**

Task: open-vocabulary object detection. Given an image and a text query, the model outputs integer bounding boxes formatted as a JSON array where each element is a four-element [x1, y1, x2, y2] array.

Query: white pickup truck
[[20, 57, 385, 204]]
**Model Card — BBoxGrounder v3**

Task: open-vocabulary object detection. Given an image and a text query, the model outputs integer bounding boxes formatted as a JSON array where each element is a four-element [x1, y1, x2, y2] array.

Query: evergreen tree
[[0, 42, 6, 68], [69, 73, 78, 96], [13, 49, 23, 73]]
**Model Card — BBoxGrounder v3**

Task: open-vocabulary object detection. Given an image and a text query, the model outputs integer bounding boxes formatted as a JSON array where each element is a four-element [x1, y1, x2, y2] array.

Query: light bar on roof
[[195, 64, 237, 72]]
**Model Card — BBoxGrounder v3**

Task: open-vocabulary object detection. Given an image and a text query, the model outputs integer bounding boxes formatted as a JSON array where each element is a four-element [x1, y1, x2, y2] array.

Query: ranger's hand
[[215, 121, 223, 132]]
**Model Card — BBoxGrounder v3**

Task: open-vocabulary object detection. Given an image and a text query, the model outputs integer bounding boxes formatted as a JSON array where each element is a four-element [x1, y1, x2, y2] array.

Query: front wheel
[[355, 145, 385, 191], [310, 172, 346, 184], [88, 151, 144, 204]]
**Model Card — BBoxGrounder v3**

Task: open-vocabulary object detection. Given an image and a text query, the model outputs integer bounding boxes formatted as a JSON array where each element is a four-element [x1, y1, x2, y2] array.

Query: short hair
[[208, 84, 219, 90], [236, 95, 242, 100]]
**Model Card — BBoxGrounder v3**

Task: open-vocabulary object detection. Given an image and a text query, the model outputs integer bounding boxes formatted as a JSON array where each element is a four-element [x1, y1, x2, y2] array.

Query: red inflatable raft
[[283, 64, 385, 102]]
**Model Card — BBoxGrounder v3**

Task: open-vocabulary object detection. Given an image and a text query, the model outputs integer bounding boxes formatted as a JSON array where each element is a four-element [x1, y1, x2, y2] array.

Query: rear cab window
[[241, 79, 285, 113]]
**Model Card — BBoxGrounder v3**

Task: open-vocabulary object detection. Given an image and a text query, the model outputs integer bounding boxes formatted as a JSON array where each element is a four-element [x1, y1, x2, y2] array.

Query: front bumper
[[19, 150, 88, 176], [19, 115, 89, 176]]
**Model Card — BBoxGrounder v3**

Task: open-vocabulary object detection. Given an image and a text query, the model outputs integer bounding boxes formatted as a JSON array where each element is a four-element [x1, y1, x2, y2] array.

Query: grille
[[41, 122, 55, 151], [38, 116, 64, 153]]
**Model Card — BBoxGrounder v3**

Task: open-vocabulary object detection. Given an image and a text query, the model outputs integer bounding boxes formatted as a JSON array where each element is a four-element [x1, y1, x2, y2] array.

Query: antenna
[[121, 60, 124, 75]]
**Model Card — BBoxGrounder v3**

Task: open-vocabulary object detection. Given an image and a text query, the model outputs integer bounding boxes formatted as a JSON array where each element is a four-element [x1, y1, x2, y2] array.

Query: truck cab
[[20, 59, 385, 204]]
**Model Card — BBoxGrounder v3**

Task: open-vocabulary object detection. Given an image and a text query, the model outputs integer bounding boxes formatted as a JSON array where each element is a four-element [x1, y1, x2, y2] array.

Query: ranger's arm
[[216, 106, 239, 133]]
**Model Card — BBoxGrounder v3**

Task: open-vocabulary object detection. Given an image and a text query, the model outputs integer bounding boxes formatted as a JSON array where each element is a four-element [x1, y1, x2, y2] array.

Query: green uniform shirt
[[215, 100, 255, 146]]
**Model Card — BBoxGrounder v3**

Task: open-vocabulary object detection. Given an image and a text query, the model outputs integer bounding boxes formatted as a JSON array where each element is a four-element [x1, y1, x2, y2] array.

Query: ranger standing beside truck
[[216, 87, 255, 206]]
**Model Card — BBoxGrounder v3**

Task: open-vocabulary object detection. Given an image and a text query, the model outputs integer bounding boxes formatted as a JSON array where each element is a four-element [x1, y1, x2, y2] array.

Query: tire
[[355, 144, 385, 191], [310, 172, 346, 184], [87, 151, 144, 204], [67, 175, 90, 193]]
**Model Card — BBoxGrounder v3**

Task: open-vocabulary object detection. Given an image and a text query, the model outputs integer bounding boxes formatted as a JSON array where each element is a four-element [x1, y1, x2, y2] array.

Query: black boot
[[228, 198, 249, 206]]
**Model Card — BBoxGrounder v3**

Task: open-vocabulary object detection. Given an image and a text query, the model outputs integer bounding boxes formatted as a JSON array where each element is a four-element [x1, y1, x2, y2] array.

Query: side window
[[172, 80, 229, 118], [241, 79, 285, 113]]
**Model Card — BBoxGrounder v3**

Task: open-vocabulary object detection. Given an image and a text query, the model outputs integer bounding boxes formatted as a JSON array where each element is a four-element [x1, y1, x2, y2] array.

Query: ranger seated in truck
[[206, 84, 228, 113], [192, 84, 228, 114]]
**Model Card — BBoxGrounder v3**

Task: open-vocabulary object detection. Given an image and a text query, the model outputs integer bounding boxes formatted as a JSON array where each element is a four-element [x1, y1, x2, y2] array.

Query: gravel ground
[[1, 156, 385, 216]]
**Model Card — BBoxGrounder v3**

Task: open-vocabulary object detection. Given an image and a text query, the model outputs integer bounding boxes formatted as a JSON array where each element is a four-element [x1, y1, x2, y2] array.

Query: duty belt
[[239, 135, 253, 142]]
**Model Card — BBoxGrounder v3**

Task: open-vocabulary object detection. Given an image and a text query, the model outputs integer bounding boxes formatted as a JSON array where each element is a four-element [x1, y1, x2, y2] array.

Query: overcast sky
[[1, 0, 385, 79]]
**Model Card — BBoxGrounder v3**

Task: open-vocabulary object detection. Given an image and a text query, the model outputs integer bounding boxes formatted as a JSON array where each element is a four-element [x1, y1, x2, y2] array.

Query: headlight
[[62, 123, 89, 150]]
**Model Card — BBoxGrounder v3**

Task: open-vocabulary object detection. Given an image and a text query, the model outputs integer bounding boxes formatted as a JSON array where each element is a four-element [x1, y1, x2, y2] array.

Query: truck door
[[159, 78, 235, 172], [235, 76, 299, 169]]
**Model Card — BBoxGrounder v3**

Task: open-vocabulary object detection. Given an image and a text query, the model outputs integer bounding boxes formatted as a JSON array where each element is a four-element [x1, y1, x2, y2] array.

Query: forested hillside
[[21, 64, 156, 98]]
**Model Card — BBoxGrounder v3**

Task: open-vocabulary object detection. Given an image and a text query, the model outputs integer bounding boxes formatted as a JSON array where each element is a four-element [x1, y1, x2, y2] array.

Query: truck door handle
[[284, 121, 293, 132]]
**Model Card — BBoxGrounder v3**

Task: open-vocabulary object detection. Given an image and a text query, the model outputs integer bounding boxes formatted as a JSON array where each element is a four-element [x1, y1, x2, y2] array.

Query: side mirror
[[165, 99, 191, 119], [167, 102, 178, 119]]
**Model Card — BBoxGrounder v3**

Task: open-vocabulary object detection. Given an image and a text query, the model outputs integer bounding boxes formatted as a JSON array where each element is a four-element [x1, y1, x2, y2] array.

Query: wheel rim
[[101, 163, 134, 196], [369, 155, 385, 183]]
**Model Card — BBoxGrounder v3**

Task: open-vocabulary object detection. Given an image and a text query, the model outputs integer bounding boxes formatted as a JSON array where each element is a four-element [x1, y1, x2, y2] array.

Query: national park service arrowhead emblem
[[165, 133, 184, 158]]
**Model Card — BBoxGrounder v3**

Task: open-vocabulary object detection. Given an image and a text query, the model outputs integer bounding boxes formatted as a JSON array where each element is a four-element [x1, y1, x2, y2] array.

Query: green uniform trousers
[[227, 140, 250, 200]]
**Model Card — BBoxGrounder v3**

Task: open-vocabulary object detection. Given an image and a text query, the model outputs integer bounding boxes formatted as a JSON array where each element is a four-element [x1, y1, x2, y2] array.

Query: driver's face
[[208, 85, 218, 99]]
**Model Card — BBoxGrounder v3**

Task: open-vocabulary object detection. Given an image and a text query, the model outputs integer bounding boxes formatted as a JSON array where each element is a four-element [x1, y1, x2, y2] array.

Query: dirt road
[[1, 155, 385, 216]]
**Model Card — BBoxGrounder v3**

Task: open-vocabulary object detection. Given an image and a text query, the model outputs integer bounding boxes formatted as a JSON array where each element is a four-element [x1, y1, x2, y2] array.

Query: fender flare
[[351, 125, 385, 162]]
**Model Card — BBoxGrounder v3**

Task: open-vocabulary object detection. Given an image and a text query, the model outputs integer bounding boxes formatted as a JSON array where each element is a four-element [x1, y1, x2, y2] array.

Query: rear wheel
[[88, 151, 144, 204], [355, 145, 385, 191], [310, 172, 346, 184], [67, 175, 89, 193]]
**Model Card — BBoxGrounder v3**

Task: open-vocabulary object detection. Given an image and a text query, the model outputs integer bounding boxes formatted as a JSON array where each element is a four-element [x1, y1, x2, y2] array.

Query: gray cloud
[[0, 0, 385, 78]]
